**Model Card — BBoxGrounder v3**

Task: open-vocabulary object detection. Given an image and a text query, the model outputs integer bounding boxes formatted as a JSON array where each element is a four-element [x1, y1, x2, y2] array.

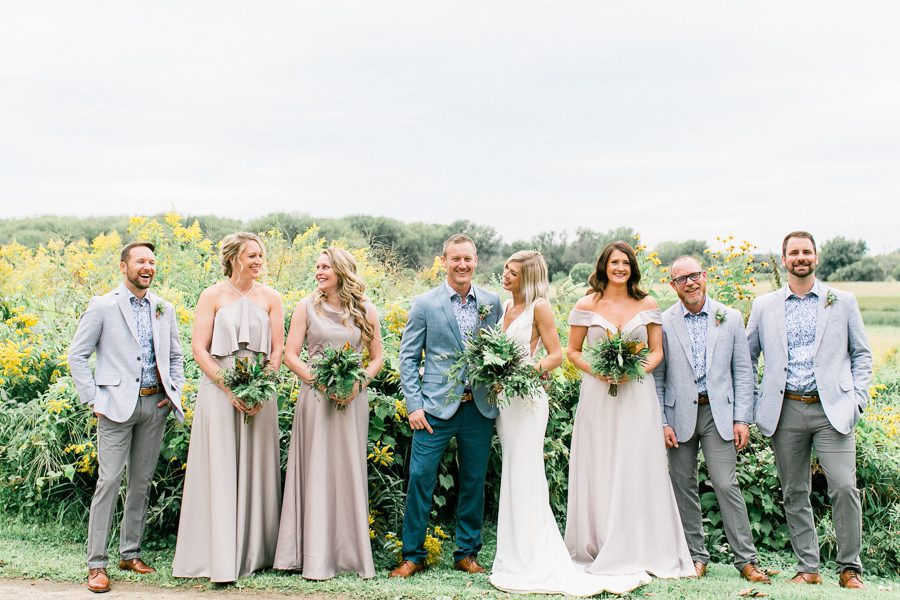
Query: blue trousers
[[401, 401, 495, 563]]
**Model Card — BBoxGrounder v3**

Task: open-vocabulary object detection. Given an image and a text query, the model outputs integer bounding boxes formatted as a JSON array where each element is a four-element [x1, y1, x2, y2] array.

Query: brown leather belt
[[139, 385, 162, 396], [461, 391, 474, 403], [784, 390, 819, 404], [697, 393, 710, 406]]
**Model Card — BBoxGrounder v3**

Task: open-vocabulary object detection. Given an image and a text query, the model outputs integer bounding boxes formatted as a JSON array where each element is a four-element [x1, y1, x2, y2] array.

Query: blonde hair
[[505, 250, 549, 307], [314, 247, 375, 348], [442, 233, 477, 256], [220, 232, 266, 277]]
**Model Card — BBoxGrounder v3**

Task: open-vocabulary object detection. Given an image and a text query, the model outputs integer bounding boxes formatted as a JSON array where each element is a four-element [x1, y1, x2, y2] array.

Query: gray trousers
[[668, 404, 758, 569], [771, 399, 862, 573], [87, 393, 168, 568]]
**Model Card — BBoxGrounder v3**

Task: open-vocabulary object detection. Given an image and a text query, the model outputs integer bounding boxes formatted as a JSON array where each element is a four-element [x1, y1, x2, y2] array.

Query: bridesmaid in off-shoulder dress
[[564, 241, 695, 582]]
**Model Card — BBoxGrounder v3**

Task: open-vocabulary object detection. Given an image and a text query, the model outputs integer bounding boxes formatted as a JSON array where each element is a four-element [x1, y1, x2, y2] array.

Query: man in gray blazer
[[655, 256, 770, 583], [390, 233, 502, 578], [747, 231, 871, 589], [69, 241, 185, 593]]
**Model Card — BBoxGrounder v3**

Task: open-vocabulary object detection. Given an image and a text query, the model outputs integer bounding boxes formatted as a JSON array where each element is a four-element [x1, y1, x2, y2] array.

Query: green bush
[[1, 218, 898, 575]]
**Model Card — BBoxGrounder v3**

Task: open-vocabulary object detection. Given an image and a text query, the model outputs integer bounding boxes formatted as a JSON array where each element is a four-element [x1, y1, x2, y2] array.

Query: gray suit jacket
[[69, 284, 185, 423], [747, 281, 872, 436], [399, 283, 502, 420], [655, 297, 754, 442]]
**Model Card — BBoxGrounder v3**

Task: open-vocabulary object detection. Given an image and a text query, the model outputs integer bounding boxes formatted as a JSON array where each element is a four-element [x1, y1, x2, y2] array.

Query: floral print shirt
[[784, 280, 820, 392], [681, 298, 709, 394], [127, 289, 160, 388], [446, 281, 477, 341]]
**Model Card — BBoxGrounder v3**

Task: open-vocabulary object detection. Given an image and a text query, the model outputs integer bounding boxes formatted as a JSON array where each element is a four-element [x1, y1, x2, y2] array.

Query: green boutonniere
[[155, 303, 165, 319], [826, 290, 837, 307], [715, 309, 726, 326], [478, 304, 493, 321]]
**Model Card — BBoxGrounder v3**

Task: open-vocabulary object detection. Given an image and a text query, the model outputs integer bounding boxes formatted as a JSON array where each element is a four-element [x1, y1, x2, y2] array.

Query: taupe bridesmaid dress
[[273, 295, 375, 579], [564, 308, 695, 580], [172, 287, 282, 582]]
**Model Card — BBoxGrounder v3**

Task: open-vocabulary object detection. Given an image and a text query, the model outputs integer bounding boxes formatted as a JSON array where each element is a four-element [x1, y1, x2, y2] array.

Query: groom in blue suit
[[390, 233, 502, 577]]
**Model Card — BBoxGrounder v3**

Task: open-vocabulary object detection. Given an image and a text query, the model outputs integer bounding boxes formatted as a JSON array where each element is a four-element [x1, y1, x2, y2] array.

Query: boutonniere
[[715, 309, 727, 326], [155, 303, 166, 319], [826, 290, 837, 307], [478, 304, 493, 321]]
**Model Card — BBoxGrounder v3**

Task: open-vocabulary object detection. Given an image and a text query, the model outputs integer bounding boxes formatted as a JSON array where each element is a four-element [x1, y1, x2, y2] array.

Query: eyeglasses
[[671, 271, 704, 286]]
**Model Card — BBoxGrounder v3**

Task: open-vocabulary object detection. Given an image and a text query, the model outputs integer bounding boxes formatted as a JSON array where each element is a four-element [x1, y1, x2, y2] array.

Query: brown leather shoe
[[693, 561, 707, 578], [118, 558, 156, 574], [454, 555, 486, 574], [740, 563, 772, 584], [788, 572, 823, 584], [389, 560, 425, 578], [839, 568, 865, 589], [87, 568, 110, 593]]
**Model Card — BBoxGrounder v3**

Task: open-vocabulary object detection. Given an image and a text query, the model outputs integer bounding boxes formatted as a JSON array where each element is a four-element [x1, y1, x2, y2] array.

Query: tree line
[[1, 213, 897, 282]]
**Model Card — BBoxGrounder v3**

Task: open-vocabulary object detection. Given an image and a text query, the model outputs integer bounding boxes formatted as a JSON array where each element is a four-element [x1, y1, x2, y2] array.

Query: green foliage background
[[0, 215, 898, 575]]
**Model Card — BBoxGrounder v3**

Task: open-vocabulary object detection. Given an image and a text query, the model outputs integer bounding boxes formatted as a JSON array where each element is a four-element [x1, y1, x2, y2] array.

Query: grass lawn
[[1, 518, 897, 599]]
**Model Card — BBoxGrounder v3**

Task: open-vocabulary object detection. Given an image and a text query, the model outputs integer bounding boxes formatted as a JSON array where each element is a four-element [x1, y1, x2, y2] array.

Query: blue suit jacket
[[399, 283, 502, 420]]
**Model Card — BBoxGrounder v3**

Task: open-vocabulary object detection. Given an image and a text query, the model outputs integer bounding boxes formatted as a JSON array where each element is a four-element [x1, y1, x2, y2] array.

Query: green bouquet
[[446, 324, 543, 408], [219, 353, 278, 423], [583, 330, 650, 397], [310, 342, 368, 410]]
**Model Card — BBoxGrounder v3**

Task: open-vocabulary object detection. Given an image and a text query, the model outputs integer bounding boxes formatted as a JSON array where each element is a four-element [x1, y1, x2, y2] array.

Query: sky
[[2, 2, 899, 253]]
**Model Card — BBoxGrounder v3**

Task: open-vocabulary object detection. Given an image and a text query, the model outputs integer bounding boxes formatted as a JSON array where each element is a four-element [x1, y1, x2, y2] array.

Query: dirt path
[[0, 579, 345, 600]]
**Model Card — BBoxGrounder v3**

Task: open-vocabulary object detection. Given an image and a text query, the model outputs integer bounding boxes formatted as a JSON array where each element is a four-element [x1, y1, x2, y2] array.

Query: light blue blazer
[[747, 282, 872, 436], [654, 297, 754, 442], [399, 283, 502, 420], [69, 284, 186, 423]]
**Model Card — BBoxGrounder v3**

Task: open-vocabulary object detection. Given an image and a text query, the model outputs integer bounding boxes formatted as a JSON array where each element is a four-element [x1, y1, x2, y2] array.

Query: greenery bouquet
[[219, 353, 278, 423], [583, 330, 650, 397], [310, 342, 368, 410], [446, 324, 543, 408]]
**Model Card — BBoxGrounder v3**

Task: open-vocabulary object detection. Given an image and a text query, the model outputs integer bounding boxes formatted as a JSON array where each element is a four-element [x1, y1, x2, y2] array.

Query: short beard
[[788, 263, 816, 278], [128, 273, 153, 290]]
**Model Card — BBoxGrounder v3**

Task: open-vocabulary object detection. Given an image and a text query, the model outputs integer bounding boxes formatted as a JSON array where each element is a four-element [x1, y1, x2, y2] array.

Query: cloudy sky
[[2, 2, 898, 252]]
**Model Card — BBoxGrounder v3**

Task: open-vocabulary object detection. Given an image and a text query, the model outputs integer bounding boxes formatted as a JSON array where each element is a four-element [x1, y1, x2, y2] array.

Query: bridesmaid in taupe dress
[[274, 247, 383, 580], [172, 233, 284, 583]]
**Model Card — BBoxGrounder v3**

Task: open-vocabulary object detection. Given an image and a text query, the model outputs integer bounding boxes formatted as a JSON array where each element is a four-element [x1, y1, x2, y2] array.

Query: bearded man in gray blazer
[[747, 231, 871, 589], [655, 256, 770, 584], [69, 241, 185, 593]]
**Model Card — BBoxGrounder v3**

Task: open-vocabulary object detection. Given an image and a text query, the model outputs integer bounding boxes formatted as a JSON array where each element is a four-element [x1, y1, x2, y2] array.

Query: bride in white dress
[[490, 250, 650, 596], [564, 241, 695, 580]]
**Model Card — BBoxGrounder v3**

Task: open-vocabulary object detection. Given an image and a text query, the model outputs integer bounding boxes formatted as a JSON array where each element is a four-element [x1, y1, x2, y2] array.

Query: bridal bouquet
[[219, 353, 278, 423], [445, 324, 543, 408], [310, 342, 368, 410], [583, 330, 650, 397]]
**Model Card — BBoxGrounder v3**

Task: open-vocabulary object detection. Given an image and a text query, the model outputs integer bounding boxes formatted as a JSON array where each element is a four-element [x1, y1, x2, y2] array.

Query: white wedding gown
[[490, 301, 650, 596]]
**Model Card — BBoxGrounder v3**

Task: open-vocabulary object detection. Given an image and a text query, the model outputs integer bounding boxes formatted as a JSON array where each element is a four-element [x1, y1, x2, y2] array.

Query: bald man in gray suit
[[747, 231, 871, 589], [655, 256, 769, 584]]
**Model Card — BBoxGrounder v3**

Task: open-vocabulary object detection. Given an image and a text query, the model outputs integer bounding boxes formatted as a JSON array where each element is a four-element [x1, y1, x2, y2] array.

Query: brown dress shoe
[[454, 556, 486, 574], [788, 572, 823, 584], [693, 561, 707, 578], [389, 560, 425, 578], [740, 563, 772, 584], [87, 568, 110, 593], [118, 558, 156, 574], [839, 568, 865, 589]]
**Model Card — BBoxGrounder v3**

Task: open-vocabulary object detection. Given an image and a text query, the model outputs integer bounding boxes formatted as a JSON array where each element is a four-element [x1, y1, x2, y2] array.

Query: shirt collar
[[785, 278, 821, 301], [681, 296, 710, 318], [124, 285, 149, 304], [445, 280, 475, 302]]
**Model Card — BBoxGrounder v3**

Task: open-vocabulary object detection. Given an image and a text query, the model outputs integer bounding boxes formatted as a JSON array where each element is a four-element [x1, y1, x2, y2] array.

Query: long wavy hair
[[313, 247, 374, 348], [588, 241, 648, 301], [505, 250, 549, 307]]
